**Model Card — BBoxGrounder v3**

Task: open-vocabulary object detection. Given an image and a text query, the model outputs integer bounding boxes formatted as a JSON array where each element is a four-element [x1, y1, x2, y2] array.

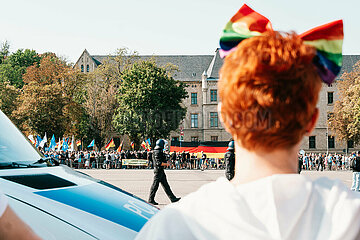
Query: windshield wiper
[[0, 162, 46, 169], [34, 157, 59, 166]]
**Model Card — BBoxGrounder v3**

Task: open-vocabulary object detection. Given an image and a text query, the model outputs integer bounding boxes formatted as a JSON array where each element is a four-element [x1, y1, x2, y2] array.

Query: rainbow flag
[[299, 20, 343, 85], [219, 4, 272, 58], [105, 138, 115, 150]]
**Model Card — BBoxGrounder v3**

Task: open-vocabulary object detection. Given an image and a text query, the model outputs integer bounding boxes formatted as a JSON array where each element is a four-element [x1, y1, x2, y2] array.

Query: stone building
[[74, 49, 360, 153]]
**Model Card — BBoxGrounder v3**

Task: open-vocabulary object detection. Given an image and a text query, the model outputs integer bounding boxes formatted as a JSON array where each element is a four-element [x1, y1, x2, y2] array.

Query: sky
[[0, 0, 359, 64]]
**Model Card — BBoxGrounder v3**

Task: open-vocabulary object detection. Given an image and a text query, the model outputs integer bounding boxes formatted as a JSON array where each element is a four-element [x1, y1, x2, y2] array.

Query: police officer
[[224, 141, 235, 180], [148, 139, 181, 205]]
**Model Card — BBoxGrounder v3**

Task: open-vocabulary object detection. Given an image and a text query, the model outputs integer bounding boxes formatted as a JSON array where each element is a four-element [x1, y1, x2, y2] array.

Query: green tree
[[330, 61, 360, 148], [0, 40, 10, 64], [0, 49, 41, 88], [113, 60, 187, 148], [82, 48, 139, 149]]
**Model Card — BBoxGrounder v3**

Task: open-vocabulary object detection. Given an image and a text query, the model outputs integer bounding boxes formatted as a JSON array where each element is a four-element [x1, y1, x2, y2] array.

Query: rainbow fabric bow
[[219, 4, 343, 85]]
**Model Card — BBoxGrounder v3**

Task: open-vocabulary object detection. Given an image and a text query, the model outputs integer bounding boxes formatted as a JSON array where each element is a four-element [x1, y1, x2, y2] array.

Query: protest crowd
[[40, 149, 225, 170], [38, 146, 358, 172]]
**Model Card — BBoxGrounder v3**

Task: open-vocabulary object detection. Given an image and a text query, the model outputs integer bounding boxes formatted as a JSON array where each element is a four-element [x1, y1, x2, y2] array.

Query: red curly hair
[[219, 32, 322, 152]]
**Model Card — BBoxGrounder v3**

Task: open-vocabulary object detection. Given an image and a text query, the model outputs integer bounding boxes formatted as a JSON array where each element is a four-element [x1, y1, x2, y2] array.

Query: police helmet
[[227, 141, 234, 150], [154, 139, 165, 150]]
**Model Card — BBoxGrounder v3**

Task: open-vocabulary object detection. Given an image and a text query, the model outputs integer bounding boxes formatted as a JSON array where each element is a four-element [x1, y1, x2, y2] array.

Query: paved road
[[78, 169, 354, 208]]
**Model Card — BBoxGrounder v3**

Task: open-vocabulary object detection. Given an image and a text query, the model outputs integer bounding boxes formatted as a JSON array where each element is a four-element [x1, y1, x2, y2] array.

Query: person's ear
[[305, 108, 319, 136]]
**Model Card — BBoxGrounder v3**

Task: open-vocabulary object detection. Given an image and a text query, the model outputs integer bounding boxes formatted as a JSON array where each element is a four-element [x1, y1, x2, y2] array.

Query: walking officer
[[225, 141, 235, 180], [148, 139, 181, 205]]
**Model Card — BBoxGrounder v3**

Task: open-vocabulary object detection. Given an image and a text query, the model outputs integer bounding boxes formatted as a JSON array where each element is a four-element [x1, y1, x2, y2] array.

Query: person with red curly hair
[[136, 5, 360, 240]]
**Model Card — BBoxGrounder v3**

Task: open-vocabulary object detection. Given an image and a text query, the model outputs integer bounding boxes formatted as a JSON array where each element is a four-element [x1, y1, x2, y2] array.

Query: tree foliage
[[0, 48, 41, 88], [82, 48, 139, 148], [12, 54, 85, 137], [330, 61, 360, 145], [0, 81, 19, 117], [113, 60, 187, 147]]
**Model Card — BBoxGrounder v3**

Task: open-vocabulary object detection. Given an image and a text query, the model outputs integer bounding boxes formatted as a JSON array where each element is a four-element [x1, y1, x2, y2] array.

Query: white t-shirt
[[136, 174, 360, 240]]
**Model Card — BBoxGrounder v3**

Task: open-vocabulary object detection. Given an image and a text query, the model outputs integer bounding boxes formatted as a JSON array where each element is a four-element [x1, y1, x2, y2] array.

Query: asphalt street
[[77, 169, 354, 208]]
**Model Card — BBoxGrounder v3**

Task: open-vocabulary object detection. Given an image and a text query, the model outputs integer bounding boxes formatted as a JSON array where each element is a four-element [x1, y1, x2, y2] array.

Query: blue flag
[[49, 135, 56, 150], [36, 135, 42, 148], [62, 138, 69, 151], [88, 139, 95, 148]]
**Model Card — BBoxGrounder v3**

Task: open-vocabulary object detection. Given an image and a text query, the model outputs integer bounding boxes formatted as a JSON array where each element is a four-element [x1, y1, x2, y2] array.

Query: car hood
[[0, 166, 158, 239]]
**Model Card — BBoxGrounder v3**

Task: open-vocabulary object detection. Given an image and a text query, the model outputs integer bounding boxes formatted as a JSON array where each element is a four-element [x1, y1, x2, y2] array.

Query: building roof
[[91, 54, 214, 82], [338, 55, 360, 78], [78, 50, 360, 83]]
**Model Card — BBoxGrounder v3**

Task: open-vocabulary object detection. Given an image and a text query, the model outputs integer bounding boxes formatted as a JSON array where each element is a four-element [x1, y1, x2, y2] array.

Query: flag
[[57, 138, 62, 151], [88, 139, 95, 148], [117, 140, 124, 153], [130, 142, 134, 150], [141, 141, 146, 149], [62, 138, 69, 151], [69, 135, 75, 151], [49, 135, 56, 150], [105, 138, 115, 150], [39, 133, 47, 148], [76, 140, 82, 146], [145, 138, 151, 150], [28, 135, 35, 145], [36, 135, 42, 148]]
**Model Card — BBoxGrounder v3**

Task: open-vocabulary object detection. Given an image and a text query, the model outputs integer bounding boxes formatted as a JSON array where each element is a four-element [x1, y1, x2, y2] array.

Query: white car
[[0, 110, 158, 239]]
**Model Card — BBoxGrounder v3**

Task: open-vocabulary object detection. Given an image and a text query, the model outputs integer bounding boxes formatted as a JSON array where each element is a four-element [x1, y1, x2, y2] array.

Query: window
[[191, 136, 198, 142], [191, 93, 197, 105], [211, 136, 218, 142], [348, 140, 354, 149], [210, 112, 218, 127], [328, 92, 334, 104], [81, 65, 84, 72], [86, 64, 90, 72], [210, 90, 217, 102], [172, 137, 179, 142], [328, 136, 335, 149], [309, 136, 316, 149], [191, 114, 198, 128]]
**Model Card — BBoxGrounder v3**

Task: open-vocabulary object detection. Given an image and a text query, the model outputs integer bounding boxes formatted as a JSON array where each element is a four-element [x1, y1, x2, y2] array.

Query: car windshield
[[0, 110, 42, 164]]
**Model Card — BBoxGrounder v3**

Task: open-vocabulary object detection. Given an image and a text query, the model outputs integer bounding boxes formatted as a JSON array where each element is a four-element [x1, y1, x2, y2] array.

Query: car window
[[0, 110, 42, 164]]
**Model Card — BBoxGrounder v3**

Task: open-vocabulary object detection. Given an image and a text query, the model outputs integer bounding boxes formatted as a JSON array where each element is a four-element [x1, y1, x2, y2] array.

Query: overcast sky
[[0, 0, 358, 64]]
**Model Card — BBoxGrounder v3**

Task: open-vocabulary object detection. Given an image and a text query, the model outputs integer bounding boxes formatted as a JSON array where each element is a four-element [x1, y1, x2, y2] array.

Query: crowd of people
[[298, 152, 357, 172], [41, 148, 358, 172], [41, 149, 223, 170]]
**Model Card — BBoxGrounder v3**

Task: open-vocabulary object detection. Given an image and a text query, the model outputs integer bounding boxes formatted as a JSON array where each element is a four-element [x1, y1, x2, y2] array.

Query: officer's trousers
[[149, 170, 176, 201]]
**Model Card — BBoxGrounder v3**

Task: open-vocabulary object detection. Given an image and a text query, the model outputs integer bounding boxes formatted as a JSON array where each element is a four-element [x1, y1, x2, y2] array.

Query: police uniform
[[225, 141, 235, 180], [148, 140, 180, 205]]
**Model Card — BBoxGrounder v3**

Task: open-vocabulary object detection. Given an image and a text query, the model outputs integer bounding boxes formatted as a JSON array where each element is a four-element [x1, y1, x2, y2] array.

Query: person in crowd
[[224, 141, 235, 180], [298, 153, 303, 173], [317, 153, 324, 171], [148, 139, 181, 205], [170, 151, 177, 169], [200, 151, 207, 171], [136, 12, 360, 239]]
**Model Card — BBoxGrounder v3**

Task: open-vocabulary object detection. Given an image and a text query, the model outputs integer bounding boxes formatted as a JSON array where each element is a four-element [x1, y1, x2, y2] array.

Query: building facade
[[75, 49, 360, 153]]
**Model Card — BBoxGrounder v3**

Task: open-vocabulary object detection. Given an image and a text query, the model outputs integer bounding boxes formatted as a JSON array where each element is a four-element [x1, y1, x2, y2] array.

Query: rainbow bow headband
[[219, 4, 343, 85]]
